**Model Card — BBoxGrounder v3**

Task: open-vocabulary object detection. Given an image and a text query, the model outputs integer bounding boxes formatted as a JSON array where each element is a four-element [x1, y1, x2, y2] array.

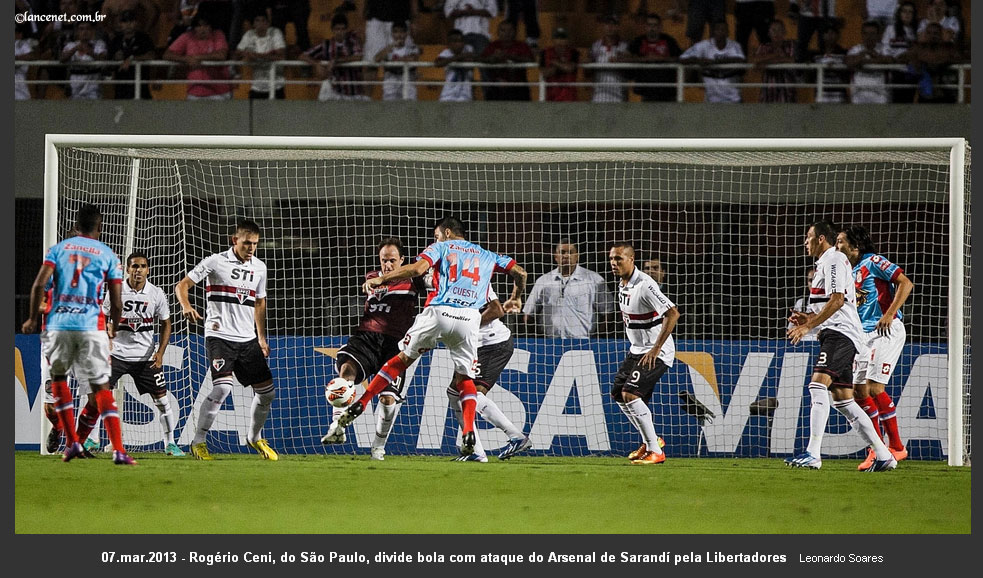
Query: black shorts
[[814, 329, 858, 387], [611, 353, 669, 403], [206, 337, 273, 386], [337, 330, 405, 398], [474, 336, 514, 391], [108, 357, 166, 396]]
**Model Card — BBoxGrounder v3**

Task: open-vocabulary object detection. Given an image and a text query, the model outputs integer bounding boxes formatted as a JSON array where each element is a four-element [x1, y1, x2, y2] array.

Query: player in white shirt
[[175, 220, 278, 461], [787, 220, 896, 471], [91, 252, 182, 456], [608, 243, 679, 465]]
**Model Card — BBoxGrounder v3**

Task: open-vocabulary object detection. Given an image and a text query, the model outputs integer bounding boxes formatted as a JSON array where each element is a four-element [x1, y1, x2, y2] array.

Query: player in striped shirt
[[90, 251, 183, 456], [787, 220, 896, 471], [327, 216, 527, 458], [836, 225, 913, 469], [175, 220, 277, 461], [608, 243, 678, 465], [21, 204, 134, 464]]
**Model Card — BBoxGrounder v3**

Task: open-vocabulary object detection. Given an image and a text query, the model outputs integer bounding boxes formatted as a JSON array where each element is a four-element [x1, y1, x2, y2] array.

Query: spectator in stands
[[39, 0, 82, 98], [627, 12, 682, 102], [108, 9, 156, 99], [752, 19, 798, 103], [363, 0, 416, 70], [302, 12, 368, 101], [166, 0, 200, 48], [164, 13, 233, 100], [862, 0, 898, 30], [504, 0, 540, 48], [481, 19, 535, 101], [235, 11, 287, 99], [788, 0, 835, 62], [882, 1, 918, 103], [905, 21, 963, 104], [444, 0, 497, 56], [60, 21, 107, 100], [681, 0, 725, 47], [270, 0, 312, 52], [435, 28, 475, 101], [734, 0, 775, 56], [845, 20, 893, 104], [917, 0, 959, 43], [812, 25, 848, 103], [680, 19, 745, 103], [14, 21, 39, 101], [375, 21, 421, 101], [588, 14, 630, 103], [539, 27, 579, 102], [101, 0, 160, 37], [196, 1, 237, 49]]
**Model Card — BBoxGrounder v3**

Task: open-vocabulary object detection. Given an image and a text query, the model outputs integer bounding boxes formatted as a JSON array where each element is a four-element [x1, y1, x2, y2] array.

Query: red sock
[[358, 356, 409, 409], [874, 391, 904, 451], [75, 402, 99, 443], [51, 380, 78, 445], [858, 396, 882, 439], [95, 390, 125, 453], [457, 378, 477, 435], [43, 404, 61, 430]]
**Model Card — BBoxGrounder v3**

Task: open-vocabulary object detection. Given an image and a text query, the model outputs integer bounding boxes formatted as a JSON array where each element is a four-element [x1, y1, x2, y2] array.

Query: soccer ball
[[325, 378, 357, 408]]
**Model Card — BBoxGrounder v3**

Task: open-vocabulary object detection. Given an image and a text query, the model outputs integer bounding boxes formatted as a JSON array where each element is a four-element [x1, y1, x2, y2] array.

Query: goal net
[[42, 136, 971, 466]]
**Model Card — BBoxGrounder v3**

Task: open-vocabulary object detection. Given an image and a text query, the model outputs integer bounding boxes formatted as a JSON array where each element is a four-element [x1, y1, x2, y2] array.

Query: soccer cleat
[[80, 447, 96, 459], [857, 449, 876, 471], [370, 447, 385, 461], [83, 438, 100, 453], [453, 453, 488, 462], [785, 452, 822, 469], [248, 439, 279, 461], [113, 451, 137, 466], [890, 446, 908, 462], [164, 443, 186, 457], [336, 402, 364, 428], [191, 442, 214, 461], [460, 431, 476, 457], [320, 419, 347, 444], [864, 456, 898, 472], [498, 435, 532, 460], [627, 443, 647, 461], [46, 427, 62, 454], [62, 442, 84, 462], [630, 451, 666, 465]]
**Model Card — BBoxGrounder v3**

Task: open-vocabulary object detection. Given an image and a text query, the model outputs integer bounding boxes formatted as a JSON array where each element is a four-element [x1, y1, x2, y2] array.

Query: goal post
[[40, 135, 971, 466]]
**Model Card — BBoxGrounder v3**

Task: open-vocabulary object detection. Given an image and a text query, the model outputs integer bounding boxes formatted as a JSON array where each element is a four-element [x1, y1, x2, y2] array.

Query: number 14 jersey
[[419, 239, 515, 309]]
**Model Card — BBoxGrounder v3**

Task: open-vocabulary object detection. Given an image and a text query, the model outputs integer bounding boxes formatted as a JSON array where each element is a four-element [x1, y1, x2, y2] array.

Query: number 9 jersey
[[419, 239, 516, 310]]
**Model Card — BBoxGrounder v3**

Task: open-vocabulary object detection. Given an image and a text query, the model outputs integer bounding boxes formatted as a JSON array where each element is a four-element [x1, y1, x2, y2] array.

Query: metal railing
[[14, 59, 972, 103]]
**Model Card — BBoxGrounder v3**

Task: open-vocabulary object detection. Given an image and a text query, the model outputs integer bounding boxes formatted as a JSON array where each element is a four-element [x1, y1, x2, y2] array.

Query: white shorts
[[853, 319, 906, 385], [41, 330, 111, 386], [401, 306, 481, 377]]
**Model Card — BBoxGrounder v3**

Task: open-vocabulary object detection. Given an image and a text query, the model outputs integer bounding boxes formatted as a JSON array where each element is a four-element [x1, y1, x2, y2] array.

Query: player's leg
[[239, 340, 277, 460], [192, 338, 236, 460], [475, 338, 531, 459], [867, 320, 907, 457], [136, 361, 183, 456], [621, 359, 668, 464], [611, 354, 646, 460], [446, 386, 488, 462], [370, 373, 405, 461], [40, 356, 63, 453], [441, 308, 483, 453], [79, 330, 135, 465], [829, 384, 895, 470], [41, 331, 82, 458], [76, 374, 101, 453], [788, 331, 847, 468], [851, 342, 882, 470]]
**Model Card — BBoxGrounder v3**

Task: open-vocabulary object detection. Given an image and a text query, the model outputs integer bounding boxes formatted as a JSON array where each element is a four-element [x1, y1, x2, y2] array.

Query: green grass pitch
[[14, 452, 969, 534]]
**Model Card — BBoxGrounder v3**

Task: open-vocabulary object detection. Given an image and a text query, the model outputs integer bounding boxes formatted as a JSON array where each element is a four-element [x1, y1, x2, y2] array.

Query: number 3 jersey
[[102, 280, 170, 361], [359, 271, 426, 338], [187, 248, 267, 342], [419, 239, 516, 309], [617, 268, 675, 365]]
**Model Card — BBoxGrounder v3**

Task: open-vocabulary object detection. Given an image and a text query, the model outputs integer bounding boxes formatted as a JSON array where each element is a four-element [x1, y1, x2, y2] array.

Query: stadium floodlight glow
[[42, 135, 970, 466]]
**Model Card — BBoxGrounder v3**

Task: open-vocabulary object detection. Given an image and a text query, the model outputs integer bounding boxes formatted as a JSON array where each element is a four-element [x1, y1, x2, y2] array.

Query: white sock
[[626, 398, 662, 455], [833, 398, 892, 460], [153, 395, 176, 445], [372, 397, 399, 450], [194, 377, 233, 445], [475, 391, 523, 439], [805, 383, 830, 457], [248, 385, 275, 443], [448, 388, 484, 456], [617, 401, 641, 434]]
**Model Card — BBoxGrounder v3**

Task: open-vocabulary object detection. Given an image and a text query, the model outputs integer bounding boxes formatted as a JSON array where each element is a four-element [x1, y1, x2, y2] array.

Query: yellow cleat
[[249, 438, 279, 461], [191, 442, 214, 461]]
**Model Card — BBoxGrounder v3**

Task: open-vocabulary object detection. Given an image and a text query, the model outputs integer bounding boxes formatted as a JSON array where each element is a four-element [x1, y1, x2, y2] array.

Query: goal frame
[[41, 135, 969, 466]]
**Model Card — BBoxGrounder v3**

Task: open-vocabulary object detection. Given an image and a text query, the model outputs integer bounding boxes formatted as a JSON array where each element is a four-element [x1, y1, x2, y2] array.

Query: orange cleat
[[627, 443, 647, 461], [631, 451, 666, 465], [890, 446, 908, 462], [858, 448, 876, 471]]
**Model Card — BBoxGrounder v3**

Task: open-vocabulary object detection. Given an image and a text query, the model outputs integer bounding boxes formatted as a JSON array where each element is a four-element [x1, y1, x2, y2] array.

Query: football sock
[[833, 398, 892, 460], [475, 391, 523, 439], [75, 401, 99, 442], [858, 396, 882, 439], [372, 397, 399, 450], [248, 386, 275, 443], [874, 391, 904, 451], [43, 404, 60, 429], [626, 398, 663, 455], [153, 395, 176, 445], [51, 380, 78, 445], [805, 383, 830, 457], [617, 401, 642, 436], [95, 389, 125, 453], [194, 377, 233, 445], [359, 356, 409, 410], [446, 388, 485, 456], [457, 378, 477, 436]]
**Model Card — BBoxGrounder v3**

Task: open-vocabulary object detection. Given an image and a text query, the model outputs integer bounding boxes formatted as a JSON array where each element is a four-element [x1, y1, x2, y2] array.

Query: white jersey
[[187, 248, 268, 342], [103, 279, 170, 361], [810, 247, 865, 352], [479, 288, 511, 347], [617, 268, 675, 365]]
